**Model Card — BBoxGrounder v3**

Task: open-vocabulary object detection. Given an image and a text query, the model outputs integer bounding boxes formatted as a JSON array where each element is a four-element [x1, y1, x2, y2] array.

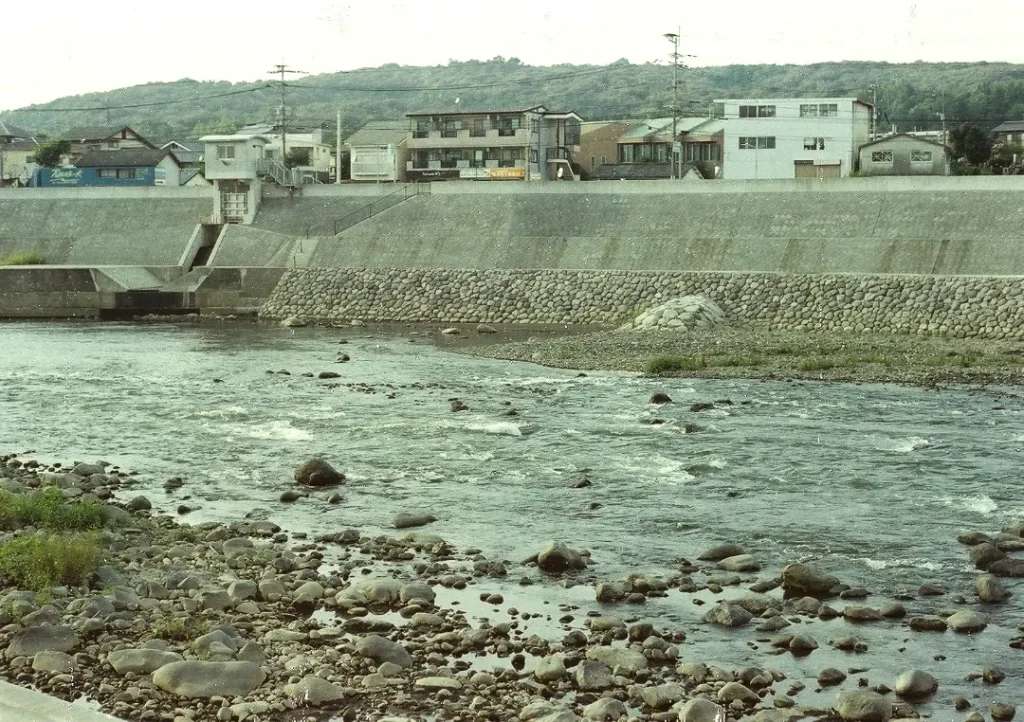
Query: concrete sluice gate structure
[[1, 178, 1024, 328]]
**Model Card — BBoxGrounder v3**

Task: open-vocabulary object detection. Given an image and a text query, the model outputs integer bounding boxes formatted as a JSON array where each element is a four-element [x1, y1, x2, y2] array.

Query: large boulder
[[5, 625, 78, 660], [977, 574, 1010, 603], [677, 698, 727, 722], [782, 563, 840, 598], [640, 683, 684, 710], [356, 635, 413, 668], [108, 648, 184, 675], [947, 609, 988, 633], [585, 646, 647, 674], [392, 512, 437, 530], [834, 690, 891, 722], [893, 669, 938, 699], [534, 542, 587, 574], [152, 661, 265, 698], [336, 579, 403, 609], [293, 458, 344, 487], [703, 602, 753, 627], [697, 543, 746, 562], [717, 554, 760, 572], [284, 675, 345, 705]]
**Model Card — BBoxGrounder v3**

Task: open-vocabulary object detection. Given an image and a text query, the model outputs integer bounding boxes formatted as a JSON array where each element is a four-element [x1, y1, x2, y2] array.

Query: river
[[1, 321, 1021, 709]]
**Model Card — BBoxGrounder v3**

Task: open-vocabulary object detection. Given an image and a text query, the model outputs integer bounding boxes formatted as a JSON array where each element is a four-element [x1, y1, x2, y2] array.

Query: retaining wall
[[261, 267, 1024, 340]]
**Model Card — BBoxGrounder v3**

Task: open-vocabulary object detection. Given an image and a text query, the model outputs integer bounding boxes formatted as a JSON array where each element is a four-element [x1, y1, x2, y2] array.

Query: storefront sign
[[407, 169, 460, 181], [487, 167, 525, 179], [42, 167, 84, 186]]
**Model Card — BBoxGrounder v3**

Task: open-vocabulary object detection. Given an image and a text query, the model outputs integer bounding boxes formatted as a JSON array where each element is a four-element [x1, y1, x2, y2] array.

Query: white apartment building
[[713, 98, 873, 179], [238, 124, 334, 175]]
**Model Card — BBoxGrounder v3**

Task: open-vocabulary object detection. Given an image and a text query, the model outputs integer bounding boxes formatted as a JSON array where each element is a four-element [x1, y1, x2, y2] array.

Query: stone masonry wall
[[260, 268, 1024, 340]]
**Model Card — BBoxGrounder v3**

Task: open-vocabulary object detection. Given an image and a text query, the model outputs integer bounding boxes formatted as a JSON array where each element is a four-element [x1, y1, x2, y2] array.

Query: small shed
[[345, 120, 409, 182], [858, 134, 949, 176]]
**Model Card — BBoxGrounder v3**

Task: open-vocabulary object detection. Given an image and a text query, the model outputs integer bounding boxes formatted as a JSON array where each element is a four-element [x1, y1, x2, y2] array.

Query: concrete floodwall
[[252, 195, 393, 236], [0, 267, 101, 318], [303, 185, 1024, 275], [0, 191, 210, 266], [208, 225, 302, 267]]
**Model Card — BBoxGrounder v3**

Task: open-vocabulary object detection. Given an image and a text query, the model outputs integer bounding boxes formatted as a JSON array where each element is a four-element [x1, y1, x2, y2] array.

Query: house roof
[[198, 134, 269, 143], [619, 117, 710, 143], [74, 148, 178, 168], [170, 150, 203, 164], [344, 120, 409, 147], [179, 168, 204, 185], [406, 105, 552, 117], [859, 133, 951, 151], [63, 125, 154, 147], [4, 140, 39, 152], [993, 120, 1024, 134], [0, 120, 33, 140], [161, 140, 204, 152]]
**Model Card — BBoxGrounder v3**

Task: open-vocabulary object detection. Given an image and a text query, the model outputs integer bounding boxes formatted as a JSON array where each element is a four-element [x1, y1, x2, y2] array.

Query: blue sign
[[35, 166, 156, 187]]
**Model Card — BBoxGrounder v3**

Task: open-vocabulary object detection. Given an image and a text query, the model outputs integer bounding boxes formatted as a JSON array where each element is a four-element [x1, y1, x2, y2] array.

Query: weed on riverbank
[[0, 487, 106, 531], [0, 532, 102, 590], [0, 251, 45, 266]]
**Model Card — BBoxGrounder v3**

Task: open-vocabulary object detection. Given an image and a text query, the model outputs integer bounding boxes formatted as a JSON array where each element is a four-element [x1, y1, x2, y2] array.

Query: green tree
[[950, 123, 992, 165], [33, 140, 70, 168], [285, 148, 310, 168], [990, 142, 1024, 172]]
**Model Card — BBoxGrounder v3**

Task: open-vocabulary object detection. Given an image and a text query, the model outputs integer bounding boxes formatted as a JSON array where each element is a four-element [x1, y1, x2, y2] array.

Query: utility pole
[[335, 109, 342, 185], [268, 64, 305, 177], [869, 83, 878, 139], [664, 30, 681, 179]]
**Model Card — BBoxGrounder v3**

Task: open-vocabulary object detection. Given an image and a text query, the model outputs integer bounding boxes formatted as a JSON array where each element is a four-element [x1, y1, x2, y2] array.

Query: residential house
[[35, 148, 182, 187], [238, 123, 333, 176], [0, 121, 38, 186], [405, 105, 583, 181], [576, 121, 629, 179], [597, 117, 718, 180], [160, 140, 206, 185], [858, 134, 950, 176], [62, 126, 155, 159], [200, 134, 269, 224], [992, 121, 1024, 147], [344, 120, 409, 182], [711, 98, 873, 179]]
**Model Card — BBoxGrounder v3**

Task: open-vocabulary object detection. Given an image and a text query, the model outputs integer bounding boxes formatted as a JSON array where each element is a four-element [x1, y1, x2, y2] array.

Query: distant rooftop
[[74, 148, 176, 168], [345, 120, 409, 147], [0, 120, 33, 140], [993, 120, 1024, 133]]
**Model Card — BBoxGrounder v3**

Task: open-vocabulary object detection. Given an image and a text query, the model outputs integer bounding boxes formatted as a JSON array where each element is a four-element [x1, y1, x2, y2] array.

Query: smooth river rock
[[835, 690, 891, 721], [356, 634, 413, 668], [894, 669, 938, 699], [782, 563, 840, 598], [152, 660, 266, 698], [284, 675, 345, 704], [535, 542, 587, 573], [392, 512, 437, 529], [947, 609, 988, 633], [293, 458, 345, 487], [677, 697, 727, 722], [108, 648, 184, 675], [585, 645, 647, 674], [5, 625, 79, 660]]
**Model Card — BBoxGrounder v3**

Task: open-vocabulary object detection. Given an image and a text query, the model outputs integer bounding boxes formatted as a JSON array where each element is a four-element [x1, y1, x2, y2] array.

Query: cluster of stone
[[260, 268, 1024, 340]]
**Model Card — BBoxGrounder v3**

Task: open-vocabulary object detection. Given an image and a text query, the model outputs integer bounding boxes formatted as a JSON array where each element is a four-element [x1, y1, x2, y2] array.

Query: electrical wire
[[13, 85, 276, 113]]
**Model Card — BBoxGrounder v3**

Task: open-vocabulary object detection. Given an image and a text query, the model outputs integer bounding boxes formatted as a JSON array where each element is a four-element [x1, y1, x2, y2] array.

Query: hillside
[[3, 59, 1024, 143]]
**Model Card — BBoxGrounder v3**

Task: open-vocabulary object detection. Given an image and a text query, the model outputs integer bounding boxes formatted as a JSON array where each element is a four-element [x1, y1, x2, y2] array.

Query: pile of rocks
[[618, 295, 726, 332]]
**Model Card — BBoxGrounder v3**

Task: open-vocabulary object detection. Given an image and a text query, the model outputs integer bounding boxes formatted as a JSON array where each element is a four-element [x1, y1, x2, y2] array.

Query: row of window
[[618, 142, 670, 163], [96, 168, 139, 179], [736, 103, 841, 119], [414, 147, 532, 168], [738, 136, 776, 150], [415, 116, 525, 139], [871, 150, 934, 164]]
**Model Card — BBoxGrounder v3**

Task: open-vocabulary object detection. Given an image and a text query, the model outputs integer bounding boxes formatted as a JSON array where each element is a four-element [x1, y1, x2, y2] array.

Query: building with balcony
[[405, 105, 582, 181], [712, 97, 873, 179], [597, 117, 718, 180], [238, 123, 334, 178]]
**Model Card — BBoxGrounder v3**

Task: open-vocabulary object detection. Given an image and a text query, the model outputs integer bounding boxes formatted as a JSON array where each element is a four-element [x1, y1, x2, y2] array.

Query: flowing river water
[[1, 321, 1022, 711]]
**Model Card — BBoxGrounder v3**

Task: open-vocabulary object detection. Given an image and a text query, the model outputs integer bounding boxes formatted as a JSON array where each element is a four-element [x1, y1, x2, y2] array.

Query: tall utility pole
[[869, 83, 879, 139], [335, 109, 342, 184], [268, 64, 305, 171], [664, 30, 681, 179]]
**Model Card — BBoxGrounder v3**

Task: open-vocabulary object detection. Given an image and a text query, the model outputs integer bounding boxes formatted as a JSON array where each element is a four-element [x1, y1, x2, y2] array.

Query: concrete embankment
[[261, 267, 1024, 340]]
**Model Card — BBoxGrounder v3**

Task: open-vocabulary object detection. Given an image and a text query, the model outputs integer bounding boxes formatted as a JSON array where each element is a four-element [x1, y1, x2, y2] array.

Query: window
[[740, 105, 776, 118], [871, 151, 894, 164], [442, 119, 460, 138], [530, 149, 538, 164], [685, 143, 720, 162], [97, 168, 116, 178], [801, 103, 838, 118], [911, 150, 933, 162], [470, 118, 486, 138], [413, 119, 431, 139], [216, 144, 235, 160], [115, 168, 136, 179], [739, 137, 775, 150], [819, 103, 838, 117], [497, 115, 521, 137], [803, 137, 826, 150], [800, 104, 819, 117], [498, 147, 523, 167]]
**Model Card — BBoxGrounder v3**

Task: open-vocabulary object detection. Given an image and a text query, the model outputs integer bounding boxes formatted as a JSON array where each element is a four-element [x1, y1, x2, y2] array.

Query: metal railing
[[302, 183, 431, 238]]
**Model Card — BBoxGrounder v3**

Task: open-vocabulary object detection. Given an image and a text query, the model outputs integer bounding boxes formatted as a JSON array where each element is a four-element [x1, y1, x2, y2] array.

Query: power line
[[12, 85, 275, 113]]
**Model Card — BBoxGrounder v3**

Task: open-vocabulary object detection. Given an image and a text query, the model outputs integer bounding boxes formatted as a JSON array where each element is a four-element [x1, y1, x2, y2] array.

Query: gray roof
[[860, 133, 950, 151], [4, 139, 38, 151], [619, 117, 710, 143], [63, 125, 153, 147], [993, 121, 1024, 133], [75, 148, 177, 168], [179, 168, 203, 185], [170, 149, 203, 164], [0, 120, 33, 140], [344, 120, 408, 147], [406, 105, 550, 117]]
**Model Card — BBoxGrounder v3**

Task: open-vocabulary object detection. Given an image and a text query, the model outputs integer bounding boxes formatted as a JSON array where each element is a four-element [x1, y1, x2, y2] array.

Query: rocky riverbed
[[1, 453, 1021, 722], [452, 326, 1024, 388]]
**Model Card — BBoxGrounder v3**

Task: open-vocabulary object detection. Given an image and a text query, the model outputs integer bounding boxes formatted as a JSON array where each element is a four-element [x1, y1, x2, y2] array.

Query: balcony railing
[[546, 147, 573, 161]]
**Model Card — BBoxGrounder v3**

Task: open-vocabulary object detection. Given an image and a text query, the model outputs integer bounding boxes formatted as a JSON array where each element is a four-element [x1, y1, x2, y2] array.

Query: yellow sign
[[487, 167, 526, 179]]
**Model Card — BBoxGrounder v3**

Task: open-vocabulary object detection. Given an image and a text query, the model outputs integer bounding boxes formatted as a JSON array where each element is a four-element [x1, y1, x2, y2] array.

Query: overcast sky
[[3, 0, 1023, 110]]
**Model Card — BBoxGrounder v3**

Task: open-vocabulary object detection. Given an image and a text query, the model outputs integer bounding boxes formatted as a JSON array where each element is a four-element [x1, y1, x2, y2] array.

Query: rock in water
[[782, 563, 840, 598], [649, 392, 672, 405], [703, 603, 753, 627], [293, 458, 344, 487], [834, 690, 891, 721], [152, 661, 265, 698], [698, 543, 746, 561], [894, 669, 938, 699], [947, 609, 988, 633], [355, 635, 413, 668], [392, 512, 437, 529], [534, 542, 587, 573], [976, 574, 1010, 603]]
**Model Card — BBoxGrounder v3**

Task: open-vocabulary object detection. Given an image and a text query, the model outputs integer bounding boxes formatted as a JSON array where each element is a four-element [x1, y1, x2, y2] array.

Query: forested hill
[[4, 59, 1024, 143]]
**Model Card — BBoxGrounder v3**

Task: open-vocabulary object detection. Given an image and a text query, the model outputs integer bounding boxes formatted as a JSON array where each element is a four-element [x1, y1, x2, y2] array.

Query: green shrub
[[0, 488, 106, 532], [644, 355, 707, 375], [0, 252, 46, 266], [151, 615, 205, 642], [712, 354, 763, 368], [798, 357, 836, 372], [0, 533, 102, 591]]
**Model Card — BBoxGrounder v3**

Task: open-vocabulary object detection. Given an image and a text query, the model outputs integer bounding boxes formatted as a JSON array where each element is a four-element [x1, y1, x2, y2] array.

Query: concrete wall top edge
[[0, 187, 211, 200]]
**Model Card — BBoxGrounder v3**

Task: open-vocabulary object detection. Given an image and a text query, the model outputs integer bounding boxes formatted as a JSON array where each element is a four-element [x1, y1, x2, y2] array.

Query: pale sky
[[3, 0, 1023, 111]]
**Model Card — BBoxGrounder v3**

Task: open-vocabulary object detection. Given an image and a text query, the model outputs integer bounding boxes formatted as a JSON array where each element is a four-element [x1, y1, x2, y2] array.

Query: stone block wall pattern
[[261, 268, 1024, 340]]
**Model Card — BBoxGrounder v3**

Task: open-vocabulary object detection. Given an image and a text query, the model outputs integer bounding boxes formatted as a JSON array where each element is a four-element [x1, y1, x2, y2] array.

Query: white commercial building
[[712, 97, 873, 180]]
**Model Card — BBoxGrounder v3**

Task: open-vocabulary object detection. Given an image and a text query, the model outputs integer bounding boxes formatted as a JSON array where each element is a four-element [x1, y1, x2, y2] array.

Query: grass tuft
[[0, 533, 102, 591], [798, 357, 837, 372], [151, 615, 205, 642], [0, 488, 107, 532], [0, 252, 45, 266], [644, 355, 707, 375]]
